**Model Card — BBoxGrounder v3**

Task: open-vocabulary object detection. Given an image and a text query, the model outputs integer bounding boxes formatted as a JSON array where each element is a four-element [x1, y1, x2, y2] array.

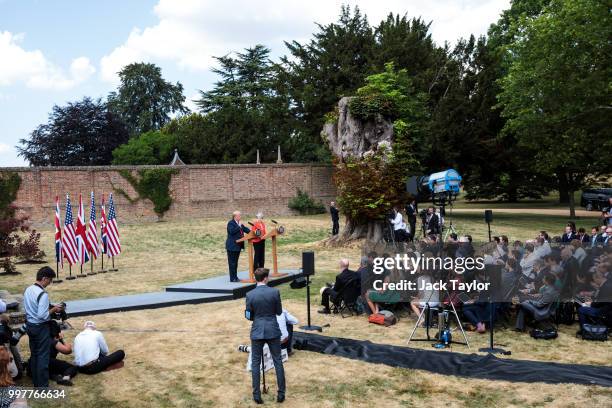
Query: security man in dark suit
[[405, 199, 417, 241], [226, 210, 250, 282], [425, 207, 441, 236], [245, 268, 286, 404], [561, 226, 577, 243], [330, 201, 340, 235]]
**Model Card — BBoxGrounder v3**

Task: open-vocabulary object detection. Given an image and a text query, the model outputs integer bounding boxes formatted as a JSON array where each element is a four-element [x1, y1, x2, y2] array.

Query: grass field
[[3, 210, 611, 407]]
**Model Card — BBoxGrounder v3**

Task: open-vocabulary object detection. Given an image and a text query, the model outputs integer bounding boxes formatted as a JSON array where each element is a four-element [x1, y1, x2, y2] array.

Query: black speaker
[[290, 277, 307, 289], [302, 251, 315, 276], [484, 210, 493, 224]]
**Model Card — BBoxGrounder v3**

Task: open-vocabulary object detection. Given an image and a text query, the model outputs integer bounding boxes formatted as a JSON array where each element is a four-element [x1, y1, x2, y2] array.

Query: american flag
[[54, 196, 63, 268], [106, 193, 121, 257], [85, 192, 100, 259], [75, 194, 90, 265], [100, 196, 108, 254], [61, 195, 78, 265]]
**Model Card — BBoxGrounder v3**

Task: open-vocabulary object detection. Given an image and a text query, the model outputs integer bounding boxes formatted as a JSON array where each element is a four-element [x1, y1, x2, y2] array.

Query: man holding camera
[[245, 268, 286, 404], [23, 266, 64, 388]]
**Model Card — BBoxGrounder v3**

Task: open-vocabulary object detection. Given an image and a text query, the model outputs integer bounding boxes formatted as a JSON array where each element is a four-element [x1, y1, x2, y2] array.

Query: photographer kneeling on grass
[[48, 320, 77, 386], [74, 321, 125, 375]]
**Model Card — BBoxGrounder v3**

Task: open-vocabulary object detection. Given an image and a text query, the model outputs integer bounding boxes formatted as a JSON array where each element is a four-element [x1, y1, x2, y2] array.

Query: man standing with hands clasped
[[245, 268, 286, 404], [226, 210, 250, 282]]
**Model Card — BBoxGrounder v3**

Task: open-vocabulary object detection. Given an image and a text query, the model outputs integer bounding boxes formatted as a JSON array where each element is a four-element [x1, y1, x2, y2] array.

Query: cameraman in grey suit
[[245, 268, 286, 404]]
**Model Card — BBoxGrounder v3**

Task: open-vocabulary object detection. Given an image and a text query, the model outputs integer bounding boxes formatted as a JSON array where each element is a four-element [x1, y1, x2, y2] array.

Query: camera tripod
[[407, 280, 470, 349]]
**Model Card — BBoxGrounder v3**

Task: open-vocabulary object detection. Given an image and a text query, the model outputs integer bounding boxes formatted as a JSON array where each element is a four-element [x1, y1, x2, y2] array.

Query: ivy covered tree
[[498, 0, 612, 216], [108, 63, 188, 136], [0, 172, 44, 273], [18, 97, 129, 166], [326, 64, 424, 244]]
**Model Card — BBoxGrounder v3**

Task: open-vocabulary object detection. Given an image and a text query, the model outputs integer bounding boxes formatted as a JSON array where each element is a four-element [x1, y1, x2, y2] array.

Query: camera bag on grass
[[578, 324, 608, 341], [530, 327, 558, 340]]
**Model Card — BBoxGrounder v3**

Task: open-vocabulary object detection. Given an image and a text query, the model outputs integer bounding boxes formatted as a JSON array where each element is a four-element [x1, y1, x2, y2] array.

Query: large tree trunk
[[568, 189, 576, 218], [322, 97, 395, 246], [558, 173, 570, 204]]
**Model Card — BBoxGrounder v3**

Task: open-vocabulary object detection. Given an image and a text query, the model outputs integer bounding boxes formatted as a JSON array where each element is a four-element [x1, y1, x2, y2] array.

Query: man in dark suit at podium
[[226, 210, 250, 282], [245, 268, 286, 404]]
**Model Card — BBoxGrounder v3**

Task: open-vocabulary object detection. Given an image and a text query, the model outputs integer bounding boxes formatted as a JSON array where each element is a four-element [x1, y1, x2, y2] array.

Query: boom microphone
[[271, 219, 279, 224], [248, 222, 255, 226]]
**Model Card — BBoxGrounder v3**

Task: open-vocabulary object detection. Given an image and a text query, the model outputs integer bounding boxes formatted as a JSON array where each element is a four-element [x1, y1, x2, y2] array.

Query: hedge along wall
[[1, 164, 336, 225]]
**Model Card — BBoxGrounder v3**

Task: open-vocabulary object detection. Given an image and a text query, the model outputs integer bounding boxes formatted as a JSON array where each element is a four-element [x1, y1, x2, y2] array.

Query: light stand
[[478, 265, 510, 355], [299, 274, 322, 332]]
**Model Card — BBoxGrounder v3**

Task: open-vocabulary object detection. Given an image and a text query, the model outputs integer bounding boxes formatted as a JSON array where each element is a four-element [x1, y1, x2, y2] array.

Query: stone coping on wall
[[0, 163, 332, 172]]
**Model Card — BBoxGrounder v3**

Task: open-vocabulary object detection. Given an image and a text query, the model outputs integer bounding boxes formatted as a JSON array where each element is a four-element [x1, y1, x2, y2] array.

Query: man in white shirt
[[390, 207, 410, 242], [276, 309, 298, 354], [73, 321, 125, 374]]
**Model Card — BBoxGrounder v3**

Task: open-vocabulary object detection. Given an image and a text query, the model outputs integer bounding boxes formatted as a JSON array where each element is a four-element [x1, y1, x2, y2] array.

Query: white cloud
[[100, 0, 509, 83], [0, 31, 96, 90]]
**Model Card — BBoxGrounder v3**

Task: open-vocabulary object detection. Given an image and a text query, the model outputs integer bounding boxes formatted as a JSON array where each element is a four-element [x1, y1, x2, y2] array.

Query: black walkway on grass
[[66, 269, 301, 317], [294, 332, 612, 387]]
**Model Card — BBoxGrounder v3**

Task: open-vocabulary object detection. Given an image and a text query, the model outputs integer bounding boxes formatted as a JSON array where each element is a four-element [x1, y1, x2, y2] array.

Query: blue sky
[[0, 0, 509, 166]]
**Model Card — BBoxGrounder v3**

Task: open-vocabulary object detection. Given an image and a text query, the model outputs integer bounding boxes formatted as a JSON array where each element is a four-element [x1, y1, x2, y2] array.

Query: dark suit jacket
[[225, 219, 250, 252], [246, 284, 282, 340], [592, 278, 612, 315], [426, 214, 440, 234], [561, 232, 577, 243], [405, 204, 417, 222], [330, 206, 339, 222], [333, 268, 359, 293]]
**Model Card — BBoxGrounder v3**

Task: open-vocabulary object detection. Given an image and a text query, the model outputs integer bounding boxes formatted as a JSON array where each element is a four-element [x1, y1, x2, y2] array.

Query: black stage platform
[[65, 269, 302, 317]]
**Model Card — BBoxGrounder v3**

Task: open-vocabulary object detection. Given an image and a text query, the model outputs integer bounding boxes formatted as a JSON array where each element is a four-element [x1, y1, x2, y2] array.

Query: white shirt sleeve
[[0, 300, 5, 313], [97, 331, 109, 355], [284, 310, 299, 325]]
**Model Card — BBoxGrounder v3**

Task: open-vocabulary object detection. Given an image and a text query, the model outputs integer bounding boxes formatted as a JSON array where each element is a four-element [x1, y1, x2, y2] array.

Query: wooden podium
[[236, 229, 260, 283], [262, 224, 287, 278]]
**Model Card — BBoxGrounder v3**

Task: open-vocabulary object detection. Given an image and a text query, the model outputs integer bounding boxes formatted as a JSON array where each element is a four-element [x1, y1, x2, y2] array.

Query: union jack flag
[[54, 196, 63, 268], [106, 193, 121, 257], [75, 194, 90, 265], [100, 196, 108, 254], [85, 192, 100, 259], [61, 195, 78, 265]]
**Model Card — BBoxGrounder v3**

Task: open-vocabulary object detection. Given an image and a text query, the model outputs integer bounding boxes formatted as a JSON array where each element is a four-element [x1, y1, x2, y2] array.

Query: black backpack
[[530, 328, 558, 340], [578, 324, 608, 341]]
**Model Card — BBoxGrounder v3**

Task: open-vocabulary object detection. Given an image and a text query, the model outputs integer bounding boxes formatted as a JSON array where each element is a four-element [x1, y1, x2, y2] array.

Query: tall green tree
[[498, 0, 612, 216], [18, 97, 129, 166], [108, 63, 188, 135], [280, 5, 376, 161], [196, 45, 293, 163]]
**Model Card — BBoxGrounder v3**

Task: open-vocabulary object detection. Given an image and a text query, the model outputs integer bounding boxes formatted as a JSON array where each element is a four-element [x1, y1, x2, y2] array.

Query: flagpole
[[67, 264, 75, 280], [110, 256, 118, 272], [88, 256, 97, 276], [55, 259, 62, 284], [100, 254, 106, 273]]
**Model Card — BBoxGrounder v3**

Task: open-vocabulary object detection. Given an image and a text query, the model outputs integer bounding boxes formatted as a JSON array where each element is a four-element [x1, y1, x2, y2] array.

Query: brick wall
[[1, 164, 336, 225]]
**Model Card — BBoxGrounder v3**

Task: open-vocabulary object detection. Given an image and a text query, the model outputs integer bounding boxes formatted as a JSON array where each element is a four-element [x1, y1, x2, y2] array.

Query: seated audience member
[[576, 228, 590, 244], [515, 273, 559, 331], [74, 321, 125, 375], [590, 227, 601, 248], [577, 270, 612, 331], [520, 244, 536, 278], [571, 240, 587, 267], [276, 309, 298, 354], [48, 320, 77, 386], [366, 273, 401, 315], [0, 346, 27, 408], [410, 270, 440, 325], [561, 226, 577, 243], [461, 292, 489, 334], [357, 256, 374, 298], [0, 316, 21, 381], [534, 236, 551, 259], [538, 231, 550, 243], [575, 271, 596, 295], [601, 226, 612, 246], [318, 259, 359, 314]]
